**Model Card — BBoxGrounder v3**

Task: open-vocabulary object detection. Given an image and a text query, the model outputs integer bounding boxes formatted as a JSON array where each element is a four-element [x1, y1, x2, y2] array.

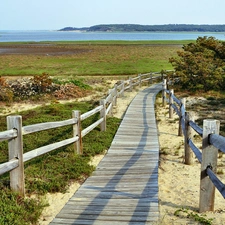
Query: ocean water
[[0, 30, 225, 42]]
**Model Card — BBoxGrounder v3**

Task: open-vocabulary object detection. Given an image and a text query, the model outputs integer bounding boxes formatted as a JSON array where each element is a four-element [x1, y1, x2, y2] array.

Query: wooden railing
[[162, 79, 225, 213], [0, 72, 162, 196]]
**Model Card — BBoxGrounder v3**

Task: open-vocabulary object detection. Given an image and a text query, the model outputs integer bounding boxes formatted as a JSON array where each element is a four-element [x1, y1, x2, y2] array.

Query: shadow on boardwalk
[[50, 83, 162, 225]]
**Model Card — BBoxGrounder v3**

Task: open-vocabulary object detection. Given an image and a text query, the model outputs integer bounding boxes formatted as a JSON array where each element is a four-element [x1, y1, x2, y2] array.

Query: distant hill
[[59, 24, 225, 32]]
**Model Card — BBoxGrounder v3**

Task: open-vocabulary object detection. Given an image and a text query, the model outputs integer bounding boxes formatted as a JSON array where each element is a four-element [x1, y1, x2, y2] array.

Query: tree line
[[59, 24, 225, 32]]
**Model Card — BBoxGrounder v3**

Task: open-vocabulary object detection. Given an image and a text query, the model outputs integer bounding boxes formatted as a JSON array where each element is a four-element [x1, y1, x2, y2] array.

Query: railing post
[[199, 119, 220, 213], [113, 84, 117, 106], [178, 98, 186, 136], [169, 89, 174, 119], [72, 110, 83, 154], [149, 73, 153, 85], [184, 112, 193, 165], [129, 77, 133, 91], [162, 79, 167, 106], [100, 99, 106, 131], [7, 115, 25, 196], [138, 74, 142, 87], [108, 89, 113, 116], [121, 80, 125, 97]]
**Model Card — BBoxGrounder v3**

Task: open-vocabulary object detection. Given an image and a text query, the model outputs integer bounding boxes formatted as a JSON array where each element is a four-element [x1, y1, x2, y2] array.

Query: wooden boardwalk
[[50, 83, 162, 225]]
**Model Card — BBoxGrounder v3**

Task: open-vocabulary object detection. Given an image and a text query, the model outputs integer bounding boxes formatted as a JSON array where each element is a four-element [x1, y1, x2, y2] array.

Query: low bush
[[1, 74, 92, 102]]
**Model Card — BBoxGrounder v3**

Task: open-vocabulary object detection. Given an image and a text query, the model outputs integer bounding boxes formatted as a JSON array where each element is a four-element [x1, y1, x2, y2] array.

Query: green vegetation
[[0, 101, 120, 224], [174, 208, 214, 225], [60, 24, 225, 32], [169, 36, 225, 92], [0, 186, 46, 225], [0, 41, 183, 77], [0, 73, 92, 102]]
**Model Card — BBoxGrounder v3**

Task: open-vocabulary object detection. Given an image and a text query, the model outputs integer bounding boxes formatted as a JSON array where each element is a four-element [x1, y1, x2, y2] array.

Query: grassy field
[[0, 40, 187, 78]]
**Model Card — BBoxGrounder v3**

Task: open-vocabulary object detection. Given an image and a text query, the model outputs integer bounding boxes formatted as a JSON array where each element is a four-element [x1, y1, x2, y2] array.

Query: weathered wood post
[[100, 99, 106, 131], [72, 110, 82, 154], [121, 80, 125, 97], [184, 112, 193, 165], [108, 89, 113, 116], [149, 73, 153, 84], [169, 89, 174, 119], [199, 119, 220, 213], [178, 98, 186, 136], [138, 74, 142, 87], [129, 77, 133, 91], [162, 79, 167, 106], [113, 84, 117, 107], [7, 115, 25, 196]]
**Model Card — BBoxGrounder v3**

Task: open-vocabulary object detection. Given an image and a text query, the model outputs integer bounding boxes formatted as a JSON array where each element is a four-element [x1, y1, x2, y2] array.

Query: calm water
[[0, 30, 225, 42]]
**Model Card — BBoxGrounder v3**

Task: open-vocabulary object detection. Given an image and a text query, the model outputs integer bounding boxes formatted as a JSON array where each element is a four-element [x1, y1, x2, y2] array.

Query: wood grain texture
[[50, 83, 162, 225]]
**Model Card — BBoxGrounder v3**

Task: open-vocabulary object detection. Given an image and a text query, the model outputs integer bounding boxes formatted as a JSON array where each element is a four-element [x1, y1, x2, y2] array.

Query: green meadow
[[0, 40, 189, 78]]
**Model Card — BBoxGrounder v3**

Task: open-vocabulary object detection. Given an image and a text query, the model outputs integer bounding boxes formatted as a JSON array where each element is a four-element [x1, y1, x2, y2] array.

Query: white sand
[[157, 101, 225, 225]]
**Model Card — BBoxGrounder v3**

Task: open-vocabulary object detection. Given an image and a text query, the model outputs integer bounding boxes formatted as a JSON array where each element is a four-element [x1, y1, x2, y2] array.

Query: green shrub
[[0, 186, 46, 225]]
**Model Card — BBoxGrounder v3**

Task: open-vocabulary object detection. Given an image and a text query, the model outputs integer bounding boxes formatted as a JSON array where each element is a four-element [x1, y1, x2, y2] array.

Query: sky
[[1, 0, 225, 30]]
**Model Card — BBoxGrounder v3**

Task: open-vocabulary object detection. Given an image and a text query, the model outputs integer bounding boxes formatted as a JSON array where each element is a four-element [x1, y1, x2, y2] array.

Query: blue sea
[[0, 30, 225, 42]]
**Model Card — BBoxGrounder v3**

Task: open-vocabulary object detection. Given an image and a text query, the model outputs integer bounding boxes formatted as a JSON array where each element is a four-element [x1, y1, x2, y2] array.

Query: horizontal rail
[[189, 120, 203, 136], [80, 105, 103, 121], [141, 77, 150, 82], [22, 118, 77, 135], [118, 89, 124, 97], [206, 167, 225, 198], [166, 90, 170, 94], [116, 82, 123, 90], [106, 102, 113, 115], [23, 136, 79, 162], [171, 94, 181, 106], [0, 129, 17, 142], [132, 76, 139, 81], [171, 104, 180, 116], [209, 134, 225, 153], [188, 139, 202, 162], [124, 86, 130, 91], [81, 118, 104, 137], [0, 160, 19, 175]]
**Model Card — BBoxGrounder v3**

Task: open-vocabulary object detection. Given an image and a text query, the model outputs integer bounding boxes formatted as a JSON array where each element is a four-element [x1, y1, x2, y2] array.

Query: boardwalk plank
[[49, 83, 162, 225]]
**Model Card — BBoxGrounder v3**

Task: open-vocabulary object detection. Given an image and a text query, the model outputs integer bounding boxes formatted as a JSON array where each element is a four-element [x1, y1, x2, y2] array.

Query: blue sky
[[1, 0, 225, 30]]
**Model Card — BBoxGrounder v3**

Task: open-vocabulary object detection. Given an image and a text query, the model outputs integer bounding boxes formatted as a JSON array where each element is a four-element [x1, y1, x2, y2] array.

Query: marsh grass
[[0, 41, 182, 77]]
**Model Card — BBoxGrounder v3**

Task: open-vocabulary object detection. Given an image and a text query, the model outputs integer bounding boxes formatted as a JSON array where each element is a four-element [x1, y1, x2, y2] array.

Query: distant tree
[[169, 36, 225, 91]]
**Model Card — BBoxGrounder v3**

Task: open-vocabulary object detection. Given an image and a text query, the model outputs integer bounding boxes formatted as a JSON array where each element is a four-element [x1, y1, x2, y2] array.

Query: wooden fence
[[162, 79, 225, 213], [0, 72, 162, 196]]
